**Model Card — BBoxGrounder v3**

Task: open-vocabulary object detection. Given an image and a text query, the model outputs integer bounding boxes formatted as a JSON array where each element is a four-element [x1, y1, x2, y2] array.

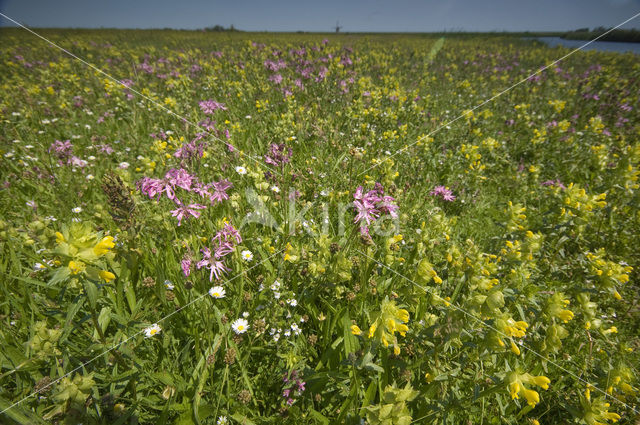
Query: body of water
[[531, 37, 640, 54]]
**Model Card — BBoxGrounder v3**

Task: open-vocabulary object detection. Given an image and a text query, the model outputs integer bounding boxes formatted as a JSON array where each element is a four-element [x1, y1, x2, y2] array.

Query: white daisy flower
[[235, 166, 247, 175], [271, 186, 280, 193], [287, 299, 298, 307], [284, 330, 291, 337], [273, 333, 280, 342], [209, 286, 226, 299], [217, 416, 229, 425], [273, 291, 281, 299], [242, 311, 249, 318], [118, 162, 130, 169], [164, 280, 175, 290], [72, 207, 82, 213], [241, 250, 253, 262], [33, 262, 46, 271], [144, 323, 161, 338], [270, 280, 281, 291], [86, 174, 94, 180], [231, 318, 249, 334]]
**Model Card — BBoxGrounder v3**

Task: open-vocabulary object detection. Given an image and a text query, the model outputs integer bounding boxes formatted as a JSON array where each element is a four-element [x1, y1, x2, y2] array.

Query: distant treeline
[[562, 27, 640, 43], [203, 25, 241, 32]]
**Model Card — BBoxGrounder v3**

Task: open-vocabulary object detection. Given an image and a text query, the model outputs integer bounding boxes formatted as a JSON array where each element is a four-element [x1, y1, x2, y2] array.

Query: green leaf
[[97, 306, 111, 334], [151, 372, 175, 387], [363, 380, 378, 408], [124, 281, 137, 314], [342, 312, 359, 356], [230, 413, 256, 425], [83, 280, 98, 309], [309, 408, 330, 425], [61, 297, 85, 342], [0, 395, 48, 424]]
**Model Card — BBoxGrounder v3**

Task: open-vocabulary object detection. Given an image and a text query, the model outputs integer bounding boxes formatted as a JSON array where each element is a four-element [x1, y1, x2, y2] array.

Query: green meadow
[[1, 29, 639, 424]]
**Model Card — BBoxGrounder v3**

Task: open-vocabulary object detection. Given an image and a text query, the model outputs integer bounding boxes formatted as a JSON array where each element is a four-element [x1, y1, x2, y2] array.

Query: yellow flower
[[68, 260, 84, 275], [393, 345, 401, 355], [381, 334, 389, 347], [397, 309, 410, 323], [510, 340, 521, 355], [99, 270, 115, 282], [529, 375, 550, 390], [508, 372, 550, 408], [604, 412, 621, 422], [55, 231, 65, 244], [522, 388, 540, 407], [350, 325, 362, 336], [397, 323, 409, 337], [557, 309, 574, 323], [368, 324, 377, 338], [93, 236, 115, 256], [386, 318, 396, 333], [509, 381, 521, 399]]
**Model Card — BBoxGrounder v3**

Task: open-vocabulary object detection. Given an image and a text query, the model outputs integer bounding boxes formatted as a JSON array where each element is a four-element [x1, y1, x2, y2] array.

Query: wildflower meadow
[[1, 29, 639, 424]]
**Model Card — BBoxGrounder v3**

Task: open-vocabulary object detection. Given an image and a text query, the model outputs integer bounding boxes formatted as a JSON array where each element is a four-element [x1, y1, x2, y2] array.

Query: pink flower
[[198, 100, 227, 114], [170, 203, 206, 226], [165, 168, 194, 191], [264, 143, 292, 167], [181, 257, 191, 277], [208, 180, 232, 203], [196, 247, 230, 281], [430, 185, 456, 202], [378, 195, 399, 218], [353, 200, 379, 226], [352, 183, 399, 234]]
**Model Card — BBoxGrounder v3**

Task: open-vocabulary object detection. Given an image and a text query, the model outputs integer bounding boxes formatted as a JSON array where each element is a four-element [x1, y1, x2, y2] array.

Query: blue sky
[[1, 0, 639, 32]]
